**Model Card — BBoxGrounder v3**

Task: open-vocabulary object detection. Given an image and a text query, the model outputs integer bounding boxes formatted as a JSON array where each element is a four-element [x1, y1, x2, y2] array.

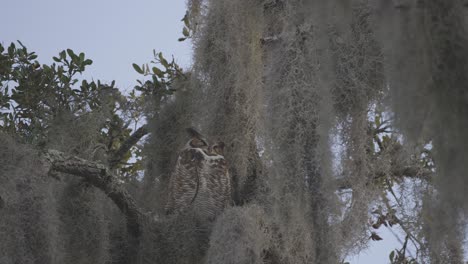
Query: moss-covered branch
[[45, 150, 145, 238]]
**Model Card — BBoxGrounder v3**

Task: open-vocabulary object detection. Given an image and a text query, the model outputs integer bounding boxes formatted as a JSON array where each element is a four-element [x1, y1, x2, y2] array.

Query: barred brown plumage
[[165, 128, 231, 221]]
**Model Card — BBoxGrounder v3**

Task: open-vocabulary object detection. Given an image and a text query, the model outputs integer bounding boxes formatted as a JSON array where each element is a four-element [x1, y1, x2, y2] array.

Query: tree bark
[[45, 149, 146, 263]]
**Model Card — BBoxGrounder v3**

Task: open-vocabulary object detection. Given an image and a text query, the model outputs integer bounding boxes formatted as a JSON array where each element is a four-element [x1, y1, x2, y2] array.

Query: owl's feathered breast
[[165, 147, 230, 220]]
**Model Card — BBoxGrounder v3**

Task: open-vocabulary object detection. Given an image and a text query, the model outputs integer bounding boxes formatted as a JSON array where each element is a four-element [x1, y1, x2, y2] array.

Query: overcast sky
[[1, 1, 407, 263], [1, 0, 191, 93]]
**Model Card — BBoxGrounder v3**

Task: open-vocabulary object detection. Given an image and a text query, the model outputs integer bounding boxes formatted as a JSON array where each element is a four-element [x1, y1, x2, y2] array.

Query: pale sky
[[1, 0, 191, 92], [1, 1, 407, 263]]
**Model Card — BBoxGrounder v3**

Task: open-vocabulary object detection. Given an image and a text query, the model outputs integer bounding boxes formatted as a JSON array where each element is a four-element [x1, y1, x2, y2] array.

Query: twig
[[380, 191, 423, 253]]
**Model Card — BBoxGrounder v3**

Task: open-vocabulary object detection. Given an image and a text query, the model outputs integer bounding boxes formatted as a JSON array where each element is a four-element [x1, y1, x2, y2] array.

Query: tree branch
[[109, 124, 149, 168], [381, 191, 423, 252], [45, 149, 145, 238]]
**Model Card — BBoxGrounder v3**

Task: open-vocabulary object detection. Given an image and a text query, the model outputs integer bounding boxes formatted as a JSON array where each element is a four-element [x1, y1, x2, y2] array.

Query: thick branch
[[109, 124, 149, 168], [45, 150, 145, 238]]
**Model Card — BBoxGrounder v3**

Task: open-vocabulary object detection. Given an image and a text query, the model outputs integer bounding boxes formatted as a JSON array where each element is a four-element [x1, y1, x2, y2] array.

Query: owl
[[165, 128, 231, 221]]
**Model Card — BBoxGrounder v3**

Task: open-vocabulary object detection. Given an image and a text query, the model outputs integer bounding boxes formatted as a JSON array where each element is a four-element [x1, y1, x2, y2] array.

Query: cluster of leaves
[[0, 41, 154, 180], [371, 206, 399, 230], [132, 50, 184, 117], [178, 12, 194, 42], [369, 206, 400, 242], [0, 41, 96, 141], [132, 50, 183, 95]]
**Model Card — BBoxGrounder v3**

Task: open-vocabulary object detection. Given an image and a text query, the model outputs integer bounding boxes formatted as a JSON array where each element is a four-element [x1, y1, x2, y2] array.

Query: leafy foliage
[[131, 50, 185, 120], [0, 41, 95, 141], [132, 50, 183, 96], [0, 41, 153, 179], [178, 11, 194, 42]]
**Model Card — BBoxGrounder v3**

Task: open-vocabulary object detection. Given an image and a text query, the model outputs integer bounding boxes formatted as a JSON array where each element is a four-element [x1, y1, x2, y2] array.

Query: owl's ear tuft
[[186, 127, 203, 139]]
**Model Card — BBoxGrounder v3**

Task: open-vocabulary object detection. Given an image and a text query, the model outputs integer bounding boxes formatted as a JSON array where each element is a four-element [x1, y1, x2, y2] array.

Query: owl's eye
[[191, 138, 208, 148], [212, 147, 221, 155], [211, 142, 225, 155]]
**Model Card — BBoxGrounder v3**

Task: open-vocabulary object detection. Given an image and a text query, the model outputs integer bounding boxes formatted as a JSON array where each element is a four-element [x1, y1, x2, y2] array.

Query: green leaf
[[57, 66, 63, 77], [84, 59, 93, 65], [60, 50, 66, 59], [389, 251, 395, 261], [152, 67, 164, 77], [182, 12, 190, 27], [152, 75, 159, 84], [42, 64, 51, 72], [66, 48, 75, 57], [132, 63, 144, 74], [67, 49, 79, 61], [158, 53, 169, 68], [53, 56, 61, 63], [81, 80, 89, 92], [79, 52, 85, 62], [60, 74, 69, 83], [8, 43, 15, 57], [178, 37, 187, 42], [182, 27, 190, 37], [375, 115, 381, 128]]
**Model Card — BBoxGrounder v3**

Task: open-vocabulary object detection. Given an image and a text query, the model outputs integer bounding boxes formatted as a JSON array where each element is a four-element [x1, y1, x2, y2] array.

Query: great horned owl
[[165, 128, 231, 221]]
